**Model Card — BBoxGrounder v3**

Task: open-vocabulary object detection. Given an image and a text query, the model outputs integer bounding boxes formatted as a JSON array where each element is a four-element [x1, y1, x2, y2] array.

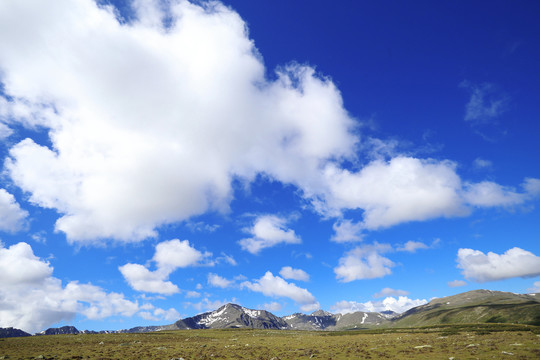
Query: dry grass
[[1, 325, 539, 359]]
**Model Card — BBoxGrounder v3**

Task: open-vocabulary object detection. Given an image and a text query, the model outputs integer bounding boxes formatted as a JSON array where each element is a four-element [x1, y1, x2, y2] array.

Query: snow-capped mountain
[[283, 309, 389, 330], [5, 290, 535, 337], [166, 303, 389, 331], [170, 303, 288, 330]]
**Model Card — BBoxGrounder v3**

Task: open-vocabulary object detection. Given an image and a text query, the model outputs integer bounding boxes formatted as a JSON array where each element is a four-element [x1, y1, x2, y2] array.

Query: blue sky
[[0, 0, 539, 333]]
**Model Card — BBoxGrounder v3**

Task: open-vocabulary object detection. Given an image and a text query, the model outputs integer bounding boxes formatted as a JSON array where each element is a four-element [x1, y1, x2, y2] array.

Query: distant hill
[[4, 289, 539, 336], [392, 290, 540, 327], [0, 327, 31, 338]]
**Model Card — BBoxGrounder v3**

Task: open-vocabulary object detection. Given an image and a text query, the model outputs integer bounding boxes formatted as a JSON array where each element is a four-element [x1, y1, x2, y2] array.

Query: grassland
[[1, 324, 539, 359]]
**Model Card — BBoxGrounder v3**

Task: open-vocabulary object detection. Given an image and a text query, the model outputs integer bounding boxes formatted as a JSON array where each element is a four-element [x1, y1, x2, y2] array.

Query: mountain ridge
[[2, 289, 538, 337]]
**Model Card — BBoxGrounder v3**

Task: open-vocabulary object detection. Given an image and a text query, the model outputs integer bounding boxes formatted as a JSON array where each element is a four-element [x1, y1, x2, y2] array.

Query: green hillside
[[392, 290, 540, 327]]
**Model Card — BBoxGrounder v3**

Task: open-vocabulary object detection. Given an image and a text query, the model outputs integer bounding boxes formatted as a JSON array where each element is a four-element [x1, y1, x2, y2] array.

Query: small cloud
[[215, 253, 237, 266], [448, 280, 467, 287], [334, 243, 394, 282], [207, 273, 234, 289], [279, 266, 310, 282], [138, 307, 180, 322], [185, 298, 231, 312], [457, 247, 540, 282], [262, 302, 283, 312], [291, 251, 312, 259], [119, 239, 213, 295], [119, 263, 180, 295], [373, 288, 409, 298], [460, 81, 510, 141], [241, 271, 319, 311], [463, 181, 534, 208], [331, 296, 427, 315], [331, 219, 363, 243], [185, 290, 201, 298], [396, 240, 429, 253], [31, 231, 47, 244], [186, 221, 220, 233], [153, 239, 213, 270], [0, 189, 28, 233], [238, 215, 301, 254], [460, 81, 509, 125], [0, 123, 13, 140], [473, 158, 493, 170], [527, 281, 540, 293]]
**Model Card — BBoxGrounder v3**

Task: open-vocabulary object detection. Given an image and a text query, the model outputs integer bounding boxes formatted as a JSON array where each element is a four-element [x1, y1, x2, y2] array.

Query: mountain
[[283, 310, 388, 330], [116, 325, 167, 333], [392, 290, 540, 327], [12, 290, 539, 335], [169, 303, 288, 330], [167, 290, 539, 331], [0, 327, 31, 338], [37, 326, 80, 335]]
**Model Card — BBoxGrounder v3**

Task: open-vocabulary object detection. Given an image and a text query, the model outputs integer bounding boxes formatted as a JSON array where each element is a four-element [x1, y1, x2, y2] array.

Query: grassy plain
[[1, 324, 539, 359]]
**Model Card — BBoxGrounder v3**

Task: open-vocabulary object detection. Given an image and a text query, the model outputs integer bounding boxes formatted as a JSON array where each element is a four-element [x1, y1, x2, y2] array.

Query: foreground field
[[1, 325, 539, 359]]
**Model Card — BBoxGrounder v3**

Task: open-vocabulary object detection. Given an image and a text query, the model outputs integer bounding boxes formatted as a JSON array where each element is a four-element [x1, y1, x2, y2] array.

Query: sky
[[0, 0, 539, 334]]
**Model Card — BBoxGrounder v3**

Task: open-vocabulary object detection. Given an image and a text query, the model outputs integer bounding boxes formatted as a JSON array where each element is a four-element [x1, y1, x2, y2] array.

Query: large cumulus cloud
[[0, 0, 355, 243]]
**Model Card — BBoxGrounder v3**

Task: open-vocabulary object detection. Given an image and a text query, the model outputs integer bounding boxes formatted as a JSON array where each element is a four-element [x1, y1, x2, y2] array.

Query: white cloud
[[457, 247, 540, 282], [0, 242, 53, 285], [239, 215, 301, 254], [186, 221, 220, 233], [463, 180, 539, 207], [321, 157, 468, 230], [207, 273, 234, 288], [186, 298, 231, 313], [263, 302, 283, 312], [0, 242, 165, 333], [330, 219, 363, 243], [120, 239, 211, 294], [31, 231, 47, 244], [185, 290, 201, 299], [241, 271, 319, 312], [448, 280, 467, 287], [118, 263, 179, 295], [527, 281, 540, 293], [380, 296, 427, 314], [473, 158, 493, 170], [330, 296, 427, 315], [0, 0, 356, 244], [334, 243, 395, 282], [396, 240, 429, 253], [217, 253, 238, 266], [139, 305, 180, 322], [153, 239, 211, 271], [0, 122, 13, 139], [373, 288, 409, 298], [279, 266, 310, 281], [460, 81, 509, 125], [0, 189, 28, 233], [523, 178, 540, 196]]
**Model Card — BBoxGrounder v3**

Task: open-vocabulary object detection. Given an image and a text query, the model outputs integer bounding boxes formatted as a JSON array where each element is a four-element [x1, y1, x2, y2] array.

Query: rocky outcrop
[[38, 326, 80, 335]]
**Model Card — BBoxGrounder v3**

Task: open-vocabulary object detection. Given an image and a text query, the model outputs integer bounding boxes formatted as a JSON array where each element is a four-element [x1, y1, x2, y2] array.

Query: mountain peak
[[311, 309, 333, 317]]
